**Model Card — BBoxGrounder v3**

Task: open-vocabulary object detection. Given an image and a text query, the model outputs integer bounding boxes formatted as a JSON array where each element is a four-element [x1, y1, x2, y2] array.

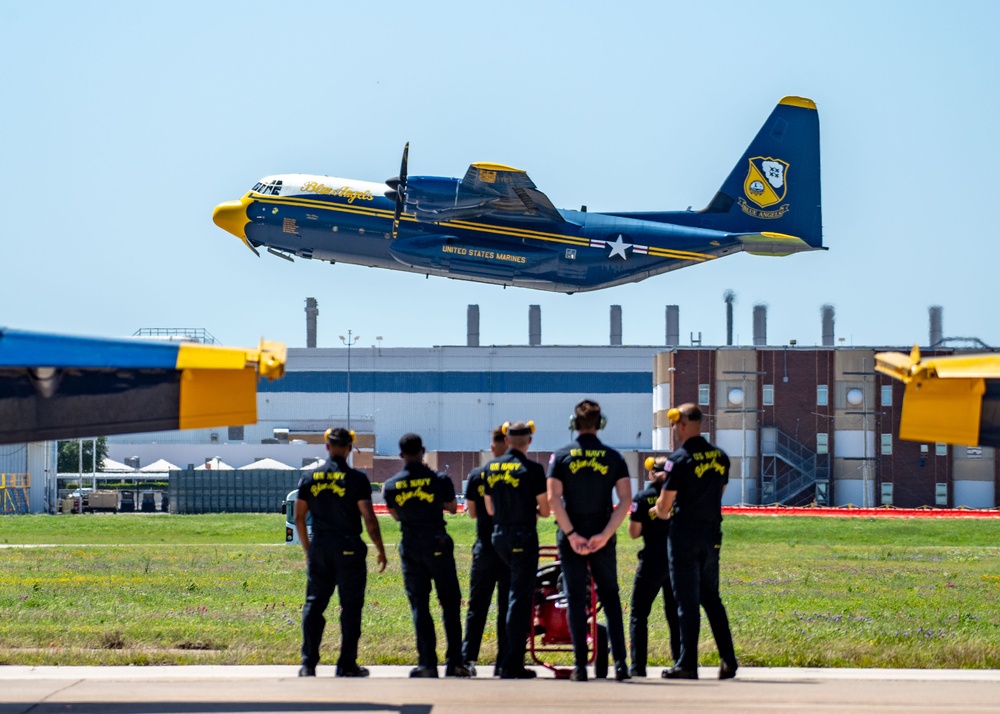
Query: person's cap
[[399, 432, 424, 455]]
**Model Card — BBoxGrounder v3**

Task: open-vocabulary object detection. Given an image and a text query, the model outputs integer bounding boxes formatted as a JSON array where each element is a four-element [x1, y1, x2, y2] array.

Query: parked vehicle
[[282, 489, 311, 544]]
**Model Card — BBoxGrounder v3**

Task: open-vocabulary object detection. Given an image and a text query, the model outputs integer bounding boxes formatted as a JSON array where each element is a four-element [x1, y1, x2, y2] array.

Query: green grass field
[[1, 513, 999, 668]]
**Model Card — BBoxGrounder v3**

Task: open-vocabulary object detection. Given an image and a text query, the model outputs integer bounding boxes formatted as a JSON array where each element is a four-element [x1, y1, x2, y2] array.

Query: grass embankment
[[1, 514, 999, 668]]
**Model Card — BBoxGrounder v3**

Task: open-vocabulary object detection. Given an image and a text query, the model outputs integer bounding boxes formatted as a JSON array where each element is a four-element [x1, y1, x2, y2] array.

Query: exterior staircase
[[760, 428, 829, 505], [1, 473, 31, 514]]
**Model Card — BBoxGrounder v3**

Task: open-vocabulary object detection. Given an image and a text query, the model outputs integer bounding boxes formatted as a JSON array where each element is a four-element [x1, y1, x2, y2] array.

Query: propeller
[[384, 142, 409, 239]]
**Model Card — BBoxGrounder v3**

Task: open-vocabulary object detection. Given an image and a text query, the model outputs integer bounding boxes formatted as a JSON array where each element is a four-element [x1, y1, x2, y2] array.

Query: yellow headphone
[[667, 408, 681, 424], [644, 456, 656, 471], [502, 420, 536, 436], [324, 428, 356, 445]]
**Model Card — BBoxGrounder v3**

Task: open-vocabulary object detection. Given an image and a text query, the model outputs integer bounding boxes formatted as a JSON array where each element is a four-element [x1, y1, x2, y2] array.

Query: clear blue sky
[[3, 1, 998, 351]]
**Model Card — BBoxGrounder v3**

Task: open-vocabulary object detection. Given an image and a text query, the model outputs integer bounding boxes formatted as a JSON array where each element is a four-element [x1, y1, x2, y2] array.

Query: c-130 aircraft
[[213, 97, 823, 293]]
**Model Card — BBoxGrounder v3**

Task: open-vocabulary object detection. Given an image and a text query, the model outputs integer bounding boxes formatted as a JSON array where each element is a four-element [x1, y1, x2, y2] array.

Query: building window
[[763, 384, 774, 406], [228, 426, 244, 441], [881, 433, 893, 455], [698, 384, 710, 406], [936, 442, 947, 456], [881, 385, 892, 407], [817, 385, 829, 406], [816, 432, 828, 455]]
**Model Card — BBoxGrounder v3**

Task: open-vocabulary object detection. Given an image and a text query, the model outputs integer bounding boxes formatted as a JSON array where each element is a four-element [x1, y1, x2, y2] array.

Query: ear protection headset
[[568, 412, 607, 431], [644, 456, 656, 471], [667, 408, 682, 424], [324, 428, 356, 445], [502, 421, 535, 436]]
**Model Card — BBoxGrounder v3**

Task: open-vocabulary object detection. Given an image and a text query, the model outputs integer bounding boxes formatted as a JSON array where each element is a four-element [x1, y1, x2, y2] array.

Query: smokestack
[[610, 305, 622, 346], [753, 304, 767, 346], [304, 297, 318, 348], [821, 304, 835, 346], [929, 305, 943, 347], [724, 290, 735, 346], [665, 305, 679, 346], [467, 304, 480, 347], [529, 305, 541, 346]]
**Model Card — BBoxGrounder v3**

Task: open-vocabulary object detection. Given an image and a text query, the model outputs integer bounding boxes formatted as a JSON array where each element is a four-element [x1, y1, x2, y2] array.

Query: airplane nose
[[212, 197, 250, 239]]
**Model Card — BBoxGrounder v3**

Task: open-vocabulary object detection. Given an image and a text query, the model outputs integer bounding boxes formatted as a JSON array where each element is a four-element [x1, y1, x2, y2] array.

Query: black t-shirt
[[482, 449, 546, 528], [296, 456, 372, 536], [383, 461, 455, 540], [629, 481, 669, 565], [547, 433, 630, 537], [663, 435, 730, 532], [464, 465, 494, 546]]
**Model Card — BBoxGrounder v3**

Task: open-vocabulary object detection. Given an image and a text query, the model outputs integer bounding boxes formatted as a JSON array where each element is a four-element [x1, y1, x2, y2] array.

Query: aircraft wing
[[459, 163, 565, 223], [875, 346, 1000, 447], [0, 328, 286, 444]]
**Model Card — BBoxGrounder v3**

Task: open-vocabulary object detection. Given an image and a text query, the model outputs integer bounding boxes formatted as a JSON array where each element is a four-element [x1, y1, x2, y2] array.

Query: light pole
[[339, 330, 360, 429]]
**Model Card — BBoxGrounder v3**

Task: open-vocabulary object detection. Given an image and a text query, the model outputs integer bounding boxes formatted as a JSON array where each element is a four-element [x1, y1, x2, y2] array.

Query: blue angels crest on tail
[[214, 96, 824, 293]]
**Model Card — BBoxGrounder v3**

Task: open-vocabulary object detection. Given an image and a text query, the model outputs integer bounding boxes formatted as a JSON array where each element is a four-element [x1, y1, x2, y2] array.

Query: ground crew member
[[653, 404, 738, 680], [461, 426, 510, 676], [627, 456, 680, 677], [483, 421, 549, 679], [295, 427, 387, 678], [547, 399, 632, 682], [383, 433, 472, 678]]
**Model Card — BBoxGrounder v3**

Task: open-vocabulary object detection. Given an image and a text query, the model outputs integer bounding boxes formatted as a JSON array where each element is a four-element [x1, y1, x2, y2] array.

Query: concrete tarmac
[[4, 665, 1000, 713]]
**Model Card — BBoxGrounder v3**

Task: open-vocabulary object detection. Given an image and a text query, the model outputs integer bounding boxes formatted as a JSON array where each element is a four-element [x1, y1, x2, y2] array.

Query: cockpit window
[[252, 179, 283, 195]]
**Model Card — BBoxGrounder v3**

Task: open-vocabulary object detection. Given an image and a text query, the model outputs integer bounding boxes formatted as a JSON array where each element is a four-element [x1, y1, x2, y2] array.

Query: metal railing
[[760, 429, 828, 504]]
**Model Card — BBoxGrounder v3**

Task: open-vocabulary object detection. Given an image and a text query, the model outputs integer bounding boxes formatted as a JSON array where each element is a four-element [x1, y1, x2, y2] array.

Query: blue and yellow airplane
[[0, 328, 286, 444], [213, 97, 823, 292]]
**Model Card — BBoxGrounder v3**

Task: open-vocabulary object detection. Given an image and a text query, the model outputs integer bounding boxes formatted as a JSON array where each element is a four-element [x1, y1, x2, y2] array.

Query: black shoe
[[569, 666, 588, 682], [499, 667, 537, 679], [297, 665, 315, 677], [719, 660, 738, 680], [409, 666, 438, 678], [445, 663, 473, 678], [336, 664, 369, 678], [465, 661, 478, 677], [662, 665, 698, 680], [628, 665, 646, 678], [614, 662, 632, 681]]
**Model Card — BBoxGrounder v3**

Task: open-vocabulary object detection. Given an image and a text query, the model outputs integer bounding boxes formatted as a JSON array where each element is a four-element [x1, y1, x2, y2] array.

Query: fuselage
[[213, 174, 743, 293]]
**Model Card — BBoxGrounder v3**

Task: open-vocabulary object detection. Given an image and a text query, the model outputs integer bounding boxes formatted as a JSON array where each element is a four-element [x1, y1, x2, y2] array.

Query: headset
[[568, 411, 607, 431], [667, 407, 682, 424], [502, 420, 535, 436], [644, 456, 667, 473], [324, 427, 356, 446]]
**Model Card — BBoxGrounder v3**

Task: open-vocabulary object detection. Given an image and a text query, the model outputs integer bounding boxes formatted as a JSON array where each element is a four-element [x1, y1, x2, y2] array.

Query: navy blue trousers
[[629, 557, 680, 672], [400, 533, 464, 669], [668, 528, 736, 671], [301, 533, 367, 669], [462, 539, 510, 667], [557, 531, 627, 669], [492, 526, 538, 673]]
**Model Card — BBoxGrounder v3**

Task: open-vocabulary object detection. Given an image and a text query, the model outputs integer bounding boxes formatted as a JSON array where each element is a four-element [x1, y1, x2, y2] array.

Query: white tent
[[194, 458, 234, 471], [100, 458, 134, 472], [238, 457, 295, 470], [300, 459, 324, 471], [139, 458, 181, 472]]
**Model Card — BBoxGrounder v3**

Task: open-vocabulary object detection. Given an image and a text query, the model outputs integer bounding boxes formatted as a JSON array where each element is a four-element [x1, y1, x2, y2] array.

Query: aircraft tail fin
[[706, 96, 823, 249]]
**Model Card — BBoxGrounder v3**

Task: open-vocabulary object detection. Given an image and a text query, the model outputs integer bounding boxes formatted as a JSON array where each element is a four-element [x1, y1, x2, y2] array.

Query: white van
[[282, 489, 312, 544]]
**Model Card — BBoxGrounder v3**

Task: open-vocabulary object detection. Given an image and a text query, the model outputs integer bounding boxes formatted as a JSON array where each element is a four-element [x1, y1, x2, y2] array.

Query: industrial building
[[3, 303, 996, 513]]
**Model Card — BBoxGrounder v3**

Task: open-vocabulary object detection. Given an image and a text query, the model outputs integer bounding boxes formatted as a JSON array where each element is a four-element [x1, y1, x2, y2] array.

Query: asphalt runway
[[4, 665, 1000, 713]]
